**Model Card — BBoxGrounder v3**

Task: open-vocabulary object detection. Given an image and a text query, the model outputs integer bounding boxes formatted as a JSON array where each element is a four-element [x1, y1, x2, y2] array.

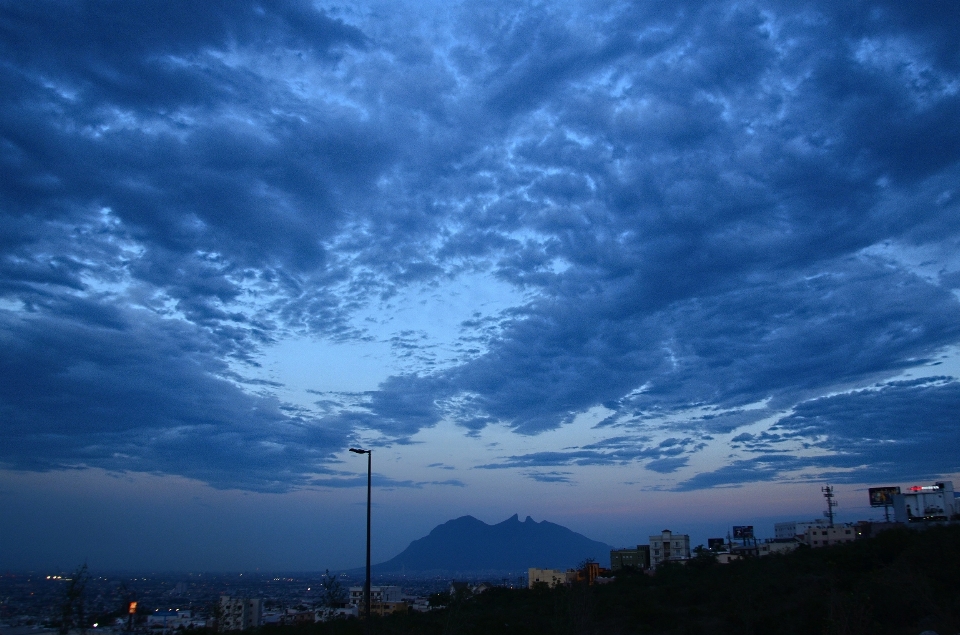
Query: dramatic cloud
[[0, 305, 354, 491], [676, 378, 960, 490], [2, 0, 959, 492]]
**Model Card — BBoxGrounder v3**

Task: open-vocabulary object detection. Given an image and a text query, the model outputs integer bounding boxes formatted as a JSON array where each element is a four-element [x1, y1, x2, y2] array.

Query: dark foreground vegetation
[[259, 525, 959, 635]]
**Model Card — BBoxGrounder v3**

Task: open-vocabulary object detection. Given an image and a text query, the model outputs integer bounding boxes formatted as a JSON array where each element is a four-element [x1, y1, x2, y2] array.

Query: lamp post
[[349, 448, 372, 626]]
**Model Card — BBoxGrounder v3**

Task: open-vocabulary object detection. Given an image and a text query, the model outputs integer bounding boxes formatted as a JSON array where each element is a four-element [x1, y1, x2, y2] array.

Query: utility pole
[[350, 448, 372, 632]]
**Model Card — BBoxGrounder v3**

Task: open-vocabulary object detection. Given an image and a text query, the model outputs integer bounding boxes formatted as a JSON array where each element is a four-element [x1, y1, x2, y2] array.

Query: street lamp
[[349, 447, 372, 625]]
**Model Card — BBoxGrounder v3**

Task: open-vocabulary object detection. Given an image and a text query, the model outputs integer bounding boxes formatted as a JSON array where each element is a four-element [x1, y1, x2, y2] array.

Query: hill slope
[[372, 514, 613, 574]]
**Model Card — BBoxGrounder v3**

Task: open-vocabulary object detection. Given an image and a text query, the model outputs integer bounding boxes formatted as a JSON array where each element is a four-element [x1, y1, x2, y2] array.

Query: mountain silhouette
[[371, 514, 614, 574]]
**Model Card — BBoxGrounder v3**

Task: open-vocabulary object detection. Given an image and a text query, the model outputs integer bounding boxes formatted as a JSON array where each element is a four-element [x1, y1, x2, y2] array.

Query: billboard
[[732, 525, 754, 539], [868, 486, 900, 506]]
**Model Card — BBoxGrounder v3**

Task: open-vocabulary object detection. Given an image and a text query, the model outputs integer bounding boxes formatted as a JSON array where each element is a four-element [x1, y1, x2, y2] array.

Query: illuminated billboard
[[732, 525, 754, 539], [868, 486, 900, 506]]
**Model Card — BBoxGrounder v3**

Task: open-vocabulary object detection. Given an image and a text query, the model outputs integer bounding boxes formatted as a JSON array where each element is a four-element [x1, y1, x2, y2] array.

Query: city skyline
[[2, 0, 960, 571]]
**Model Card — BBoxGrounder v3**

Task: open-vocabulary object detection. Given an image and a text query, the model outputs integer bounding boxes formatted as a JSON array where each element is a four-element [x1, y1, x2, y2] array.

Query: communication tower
[[822, 485, 838, 527]]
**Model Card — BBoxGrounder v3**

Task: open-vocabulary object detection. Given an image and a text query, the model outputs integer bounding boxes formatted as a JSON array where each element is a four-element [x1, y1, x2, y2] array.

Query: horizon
[[2, 0, 960, 573], [3, 483, 929, 573]]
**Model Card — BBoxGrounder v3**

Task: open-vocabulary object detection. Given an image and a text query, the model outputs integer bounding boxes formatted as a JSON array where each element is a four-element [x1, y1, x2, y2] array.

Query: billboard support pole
[[869, 486, 900, 522]]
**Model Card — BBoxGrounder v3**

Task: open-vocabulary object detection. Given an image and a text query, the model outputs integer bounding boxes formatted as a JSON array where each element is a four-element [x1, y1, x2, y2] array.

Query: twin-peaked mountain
[[371, 514, 614, 574]]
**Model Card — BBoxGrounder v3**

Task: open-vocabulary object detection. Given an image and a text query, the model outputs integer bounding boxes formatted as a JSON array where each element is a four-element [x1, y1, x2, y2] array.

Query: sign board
[[732, 525, 754, 539], [868, 486, 900, 507]]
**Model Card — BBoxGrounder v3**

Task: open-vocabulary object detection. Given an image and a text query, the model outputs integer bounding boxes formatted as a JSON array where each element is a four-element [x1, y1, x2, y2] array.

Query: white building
[[758, 541, 799, 556], [219, 597, 261, 631], [716, 552, 741, 564], [893, 481, 957, 523], [802, 524, 862, 548], [316, 605, 358, 621], [774, 520, 821, 541], [147, 609, 207, 631], [348, 586, 403, 606], [649, 529, 690, 568], [527, 568, 567, 588]]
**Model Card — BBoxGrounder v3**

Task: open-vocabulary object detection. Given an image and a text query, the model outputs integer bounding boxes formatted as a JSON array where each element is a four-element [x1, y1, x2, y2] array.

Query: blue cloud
[[0, 308, 347, 492], [676, 378, 960, 490], [2, 0, 960, 493], [309, 475, 466, 489], [525, 471, 575, 484], [644, 457, 689, 474], [475, 437, 700, 470]]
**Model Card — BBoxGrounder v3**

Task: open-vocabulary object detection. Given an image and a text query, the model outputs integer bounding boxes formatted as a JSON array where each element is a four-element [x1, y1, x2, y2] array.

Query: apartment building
[[650, 529, 690, 568], [219, 596, 262, 631]]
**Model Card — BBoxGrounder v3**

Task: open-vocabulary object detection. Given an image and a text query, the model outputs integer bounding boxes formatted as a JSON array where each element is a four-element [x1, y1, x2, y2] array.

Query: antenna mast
[[822, 485, 837, 527]]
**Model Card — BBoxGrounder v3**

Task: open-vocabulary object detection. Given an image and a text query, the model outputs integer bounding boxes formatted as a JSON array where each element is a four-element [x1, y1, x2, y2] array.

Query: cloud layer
[[2, 0, 959, 491]]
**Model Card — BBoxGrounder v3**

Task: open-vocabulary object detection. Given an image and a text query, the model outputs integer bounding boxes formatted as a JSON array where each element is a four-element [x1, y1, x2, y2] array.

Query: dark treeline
[[237, 525, 960, 635]]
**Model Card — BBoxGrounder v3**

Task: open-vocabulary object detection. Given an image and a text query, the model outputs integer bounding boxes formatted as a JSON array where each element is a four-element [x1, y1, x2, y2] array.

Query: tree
[[59, 563, 90, 635], [321, 570, 346, 608]]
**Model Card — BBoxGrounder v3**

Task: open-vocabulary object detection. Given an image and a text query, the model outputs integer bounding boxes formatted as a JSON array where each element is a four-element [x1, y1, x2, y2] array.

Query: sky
[[2, 0, 960, 572]]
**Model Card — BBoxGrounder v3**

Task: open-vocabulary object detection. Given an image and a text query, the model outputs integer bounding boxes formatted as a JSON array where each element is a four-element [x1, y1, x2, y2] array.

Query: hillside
[[273, 524, 960, 635]]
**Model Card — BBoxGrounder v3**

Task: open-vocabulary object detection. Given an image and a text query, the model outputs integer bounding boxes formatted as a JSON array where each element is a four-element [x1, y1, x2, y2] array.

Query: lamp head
[[349, 448, 368, 454]]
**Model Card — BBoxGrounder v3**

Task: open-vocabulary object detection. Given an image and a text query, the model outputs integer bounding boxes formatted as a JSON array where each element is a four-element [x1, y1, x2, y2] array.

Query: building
[[316, 606, 358, 621], [346, 585, 407, 616], [147, 610, 208, 631], [347, 585, 403, 613], [219, 597, 262, 631], [527, 568, 567, 588], [774, 520, 822, 541], [757, 541, 799, 556], [348, 585, 402, 605], [802, 523, 862, 548], [893, 481, 957, 523], [708, 538, 798, 562], [716, 552, 741, 564], [610, 545, 651, 571], [649, 529, 690, 568], [707, 538, 726, 551], [566, 561, 612, 585]]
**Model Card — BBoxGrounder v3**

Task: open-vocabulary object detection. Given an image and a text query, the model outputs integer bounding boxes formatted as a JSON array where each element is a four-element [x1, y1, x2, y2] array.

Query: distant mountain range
[[369, 514, 614, 575]]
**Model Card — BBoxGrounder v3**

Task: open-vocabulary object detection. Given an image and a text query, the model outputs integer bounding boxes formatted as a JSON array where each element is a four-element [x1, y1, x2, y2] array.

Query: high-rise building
[[774, 520, 822, 540], [219, 597, 262, 631], [649, 529, 690, 568]]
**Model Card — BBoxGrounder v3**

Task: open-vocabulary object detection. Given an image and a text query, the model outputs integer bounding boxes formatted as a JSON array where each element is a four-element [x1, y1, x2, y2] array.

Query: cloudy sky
[[2, 0, 960, 571]]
